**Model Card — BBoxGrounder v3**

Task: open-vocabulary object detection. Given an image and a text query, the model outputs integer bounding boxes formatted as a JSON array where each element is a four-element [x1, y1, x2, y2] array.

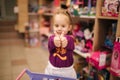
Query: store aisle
[[0, 40, 49, 80], [0, 22, 47, 80]]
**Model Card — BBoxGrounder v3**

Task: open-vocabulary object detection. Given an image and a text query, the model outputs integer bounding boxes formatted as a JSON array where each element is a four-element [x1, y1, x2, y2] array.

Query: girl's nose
[[58, 26, 62, 30]]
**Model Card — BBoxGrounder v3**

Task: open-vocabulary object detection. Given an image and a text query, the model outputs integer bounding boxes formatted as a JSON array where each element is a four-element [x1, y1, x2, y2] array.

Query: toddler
[[45, 8, 77, 79]]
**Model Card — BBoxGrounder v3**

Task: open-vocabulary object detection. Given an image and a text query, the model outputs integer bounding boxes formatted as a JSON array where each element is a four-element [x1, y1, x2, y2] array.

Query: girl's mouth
[[56, 31, 62, 35]]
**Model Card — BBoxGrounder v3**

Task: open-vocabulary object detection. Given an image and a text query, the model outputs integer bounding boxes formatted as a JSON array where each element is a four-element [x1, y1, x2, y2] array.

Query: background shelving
[[93, 0, 120, 79], [17, 0, 120, 79], [24, 0, 40, 47]]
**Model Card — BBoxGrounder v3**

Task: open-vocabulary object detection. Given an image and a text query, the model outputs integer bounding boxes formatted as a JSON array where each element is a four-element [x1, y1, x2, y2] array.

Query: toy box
[[110, 37, 120, 76], [102, 0, 120, 17], [88, 51, 110, 70]]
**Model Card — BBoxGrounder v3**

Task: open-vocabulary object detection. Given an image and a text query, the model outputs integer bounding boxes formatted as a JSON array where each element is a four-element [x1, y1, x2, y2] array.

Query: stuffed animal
[[81, 28, 93, 52]]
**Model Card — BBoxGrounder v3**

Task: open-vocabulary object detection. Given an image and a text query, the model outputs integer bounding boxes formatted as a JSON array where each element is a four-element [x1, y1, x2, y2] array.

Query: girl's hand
[[60, 31, 68, 48], [54, 31, 61, 47]]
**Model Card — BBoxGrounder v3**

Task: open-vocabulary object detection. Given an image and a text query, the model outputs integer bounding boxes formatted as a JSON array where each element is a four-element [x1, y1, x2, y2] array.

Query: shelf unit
[[93, 0, 120, 79], [74, 49, 90, 58], [93, 0, 119, 51], [17, 0, 28, 33], [24, 0, 40, 47]]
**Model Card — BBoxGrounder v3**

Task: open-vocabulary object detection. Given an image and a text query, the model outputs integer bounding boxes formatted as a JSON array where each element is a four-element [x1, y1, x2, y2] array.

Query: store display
[[74, 21, 94, 53], [88, 51, 108, 70], [16, 0, 120, 79]]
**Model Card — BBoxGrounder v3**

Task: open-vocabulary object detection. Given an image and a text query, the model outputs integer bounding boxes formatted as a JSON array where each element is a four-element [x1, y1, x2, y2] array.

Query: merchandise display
[[88, 50, 111, 70], [74, 22, 94, 53], [16, 0, 120, 79]]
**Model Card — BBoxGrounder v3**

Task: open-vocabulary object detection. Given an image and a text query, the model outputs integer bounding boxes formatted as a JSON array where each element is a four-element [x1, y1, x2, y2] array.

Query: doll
[[45, 8, 77, 79], [81, 27, 93, 53], [72, 23, 84, 38]]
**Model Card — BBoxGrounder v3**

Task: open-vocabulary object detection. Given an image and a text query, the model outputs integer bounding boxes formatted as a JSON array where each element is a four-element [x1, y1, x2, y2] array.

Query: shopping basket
[[16, 69, 76, 80]]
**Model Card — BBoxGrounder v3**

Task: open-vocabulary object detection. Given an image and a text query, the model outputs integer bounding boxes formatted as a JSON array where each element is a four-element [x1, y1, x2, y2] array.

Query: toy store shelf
[[80, 15, 96, 19], [74, 49, 90, 58], [97, 16, 118, 20]]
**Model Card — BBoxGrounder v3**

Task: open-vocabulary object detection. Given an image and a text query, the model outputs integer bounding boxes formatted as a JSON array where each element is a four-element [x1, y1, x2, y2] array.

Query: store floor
[[0, 39, 49, 80]]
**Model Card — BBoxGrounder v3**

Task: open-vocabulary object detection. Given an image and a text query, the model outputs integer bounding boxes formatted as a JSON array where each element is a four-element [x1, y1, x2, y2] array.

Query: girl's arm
[[48, 35, 56, 53]]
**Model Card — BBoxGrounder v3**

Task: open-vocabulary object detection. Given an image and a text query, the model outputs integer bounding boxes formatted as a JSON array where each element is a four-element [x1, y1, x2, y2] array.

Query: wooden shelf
[[80, 15, 96, 19], [74, 49, 90, 58], [97, 16, 118, 20], [94, 0, 120, 79]]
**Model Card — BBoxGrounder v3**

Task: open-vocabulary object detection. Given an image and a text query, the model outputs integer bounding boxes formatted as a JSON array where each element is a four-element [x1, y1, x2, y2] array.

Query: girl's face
[[53, 14, 70, 35]]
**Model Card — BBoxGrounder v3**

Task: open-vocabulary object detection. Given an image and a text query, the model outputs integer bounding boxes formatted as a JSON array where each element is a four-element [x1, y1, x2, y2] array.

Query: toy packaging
[[88, 51, 110, 70], [102, 0, 120, 17], [110, 37, 120, 76]]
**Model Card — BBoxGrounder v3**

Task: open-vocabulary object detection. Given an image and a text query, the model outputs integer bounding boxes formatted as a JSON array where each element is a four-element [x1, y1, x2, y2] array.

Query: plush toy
[[81, 28, 93, 52], [73, 4, 79, 16], [73, 23, 84, 37], [90, 7, 96, 15], [75, 27, 93, 53], [79, 7, 89, 15]]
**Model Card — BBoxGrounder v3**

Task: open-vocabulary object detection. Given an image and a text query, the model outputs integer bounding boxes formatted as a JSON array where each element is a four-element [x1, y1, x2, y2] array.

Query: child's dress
[[45, 35, 77, 79]]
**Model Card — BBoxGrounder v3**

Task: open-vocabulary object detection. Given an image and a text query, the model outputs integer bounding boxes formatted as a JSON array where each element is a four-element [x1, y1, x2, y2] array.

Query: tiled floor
[[0, 39, 49, 80]]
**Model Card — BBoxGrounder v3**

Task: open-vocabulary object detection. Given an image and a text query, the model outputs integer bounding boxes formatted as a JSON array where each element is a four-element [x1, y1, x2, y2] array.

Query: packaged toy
[[88, 51, 109, 70], [110, 37, 120, 76], [102, 0, 120, 17]]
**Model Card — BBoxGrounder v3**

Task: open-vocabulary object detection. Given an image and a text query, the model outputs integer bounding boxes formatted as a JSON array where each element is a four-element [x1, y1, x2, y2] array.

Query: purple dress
[[48, 35, 74, 68]]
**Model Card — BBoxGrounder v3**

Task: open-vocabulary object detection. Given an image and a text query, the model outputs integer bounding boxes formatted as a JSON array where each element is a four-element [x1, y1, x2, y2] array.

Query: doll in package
[[102, 0, 120, 17]]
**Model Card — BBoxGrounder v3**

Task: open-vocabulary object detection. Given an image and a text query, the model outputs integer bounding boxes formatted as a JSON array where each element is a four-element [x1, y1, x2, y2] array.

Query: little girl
[[45, 8, 77, 79]]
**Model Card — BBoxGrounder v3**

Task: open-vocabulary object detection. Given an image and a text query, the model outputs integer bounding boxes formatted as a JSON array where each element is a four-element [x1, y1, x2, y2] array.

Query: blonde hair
[[52, 8, 73, 34]]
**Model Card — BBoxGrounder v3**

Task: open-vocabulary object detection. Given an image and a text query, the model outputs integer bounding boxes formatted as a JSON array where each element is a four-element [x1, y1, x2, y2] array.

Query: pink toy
[[76, 0, 84, 7], [110, 37, 120, 76], [88, 51, 109, 70], [54, 0, 60, 7]]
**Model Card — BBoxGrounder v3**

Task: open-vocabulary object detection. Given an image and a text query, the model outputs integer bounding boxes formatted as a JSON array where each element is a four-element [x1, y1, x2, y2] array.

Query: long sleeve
[[65, 35, 75, 51], [48, 35, 56, 54]]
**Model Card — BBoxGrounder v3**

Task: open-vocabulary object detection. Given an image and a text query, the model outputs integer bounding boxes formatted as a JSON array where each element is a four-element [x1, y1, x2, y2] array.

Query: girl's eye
[[55, 24, 58, 27], [62, 25, 65, 28]]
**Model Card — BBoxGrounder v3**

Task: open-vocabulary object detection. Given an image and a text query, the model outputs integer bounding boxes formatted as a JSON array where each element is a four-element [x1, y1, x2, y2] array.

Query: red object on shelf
[[76, 0, 84, 7], [110, 37, 120, 76], [88, 51, 109, 70], [54, 0, 60, 7]]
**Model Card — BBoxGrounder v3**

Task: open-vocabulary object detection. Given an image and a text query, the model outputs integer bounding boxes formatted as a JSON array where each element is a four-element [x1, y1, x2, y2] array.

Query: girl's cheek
[[53, 27, 57, 31], [63, 30, 68, 34]]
